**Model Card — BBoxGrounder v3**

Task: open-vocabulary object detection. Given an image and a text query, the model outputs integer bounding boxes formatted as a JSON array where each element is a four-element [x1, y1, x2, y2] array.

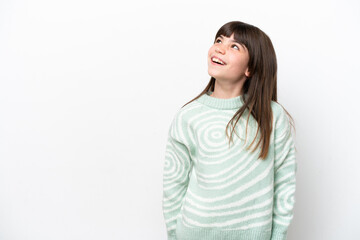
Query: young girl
[[162, 21, 297, 240]]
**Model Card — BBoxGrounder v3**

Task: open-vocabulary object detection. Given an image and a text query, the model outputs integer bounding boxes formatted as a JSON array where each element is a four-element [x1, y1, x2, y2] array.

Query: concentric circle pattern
[[162, 93, 297, 239]]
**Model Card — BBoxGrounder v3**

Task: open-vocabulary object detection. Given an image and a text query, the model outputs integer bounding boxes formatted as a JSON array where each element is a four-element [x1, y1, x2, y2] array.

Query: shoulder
[[271, 101, 289, 120], [168, 99, 202, 133], [271, 101, 286, 118], [167, 100, 203, 149], [171, 99, 203, 124], [271, 101, 291, 132]]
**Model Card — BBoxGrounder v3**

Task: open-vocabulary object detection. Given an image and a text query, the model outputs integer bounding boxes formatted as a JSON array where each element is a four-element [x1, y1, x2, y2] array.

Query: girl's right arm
[[162, 113, 193, 240]]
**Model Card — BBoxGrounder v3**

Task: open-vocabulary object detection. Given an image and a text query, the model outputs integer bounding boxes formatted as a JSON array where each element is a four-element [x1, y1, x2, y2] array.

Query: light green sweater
[[162, 91, 297, 240]]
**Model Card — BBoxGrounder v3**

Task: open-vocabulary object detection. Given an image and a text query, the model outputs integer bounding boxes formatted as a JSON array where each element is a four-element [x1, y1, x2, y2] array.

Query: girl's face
[[207, 33, 250, 82]]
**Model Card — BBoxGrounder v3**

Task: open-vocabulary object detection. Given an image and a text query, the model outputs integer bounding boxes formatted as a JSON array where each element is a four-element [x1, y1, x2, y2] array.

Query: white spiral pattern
[[162, 94, 297, 239]]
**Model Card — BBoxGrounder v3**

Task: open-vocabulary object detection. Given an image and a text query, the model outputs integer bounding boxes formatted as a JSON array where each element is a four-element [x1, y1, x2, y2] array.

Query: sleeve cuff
[[167, 233, 177, 240], [270, 231, 287, 240]]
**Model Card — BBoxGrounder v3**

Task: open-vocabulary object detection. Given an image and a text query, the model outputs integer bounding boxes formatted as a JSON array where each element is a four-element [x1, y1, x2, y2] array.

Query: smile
[[211, 59, 225, 66], [211, 56, 226, 65]]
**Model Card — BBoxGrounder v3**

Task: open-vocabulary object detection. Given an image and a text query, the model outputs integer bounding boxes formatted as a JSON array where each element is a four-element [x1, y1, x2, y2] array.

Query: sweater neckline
[[196, 91, 245, 110]]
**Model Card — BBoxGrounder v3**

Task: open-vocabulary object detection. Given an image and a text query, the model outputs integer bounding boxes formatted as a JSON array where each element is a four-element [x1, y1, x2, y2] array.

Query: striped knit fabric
[[162, 91, 297, 240]]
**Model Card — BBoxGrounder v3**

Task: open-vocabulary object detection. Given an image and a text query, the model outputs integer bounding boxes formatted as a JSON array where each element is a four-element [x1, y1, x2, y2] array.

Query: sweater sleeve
[[270, 107, 298, 240], [162, 114, 193, 240]]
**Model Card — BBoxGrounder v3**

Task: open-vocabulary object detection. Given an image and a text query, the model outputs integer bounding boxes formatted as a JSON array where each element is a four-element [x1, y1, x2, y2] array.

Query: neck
[[210, 77, 246, 98]]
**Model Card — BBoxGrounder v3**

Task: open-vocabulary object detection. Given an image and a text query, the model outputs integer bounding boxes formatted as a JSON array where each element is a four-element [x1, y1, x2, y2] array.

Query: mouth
[[210, 56, 226, 66]]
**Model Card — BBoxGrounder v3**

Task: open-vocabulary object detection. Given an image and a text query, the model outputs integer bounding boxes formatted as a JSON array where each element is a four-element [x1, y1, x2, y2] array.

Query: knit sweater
[[162, 91, 297, 240]]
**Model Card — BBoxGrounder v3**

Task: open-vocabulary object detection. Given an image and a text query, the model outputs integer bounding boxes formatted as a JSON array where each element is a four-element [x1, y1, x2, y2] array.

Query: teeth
[[212, 57, 224, 65]]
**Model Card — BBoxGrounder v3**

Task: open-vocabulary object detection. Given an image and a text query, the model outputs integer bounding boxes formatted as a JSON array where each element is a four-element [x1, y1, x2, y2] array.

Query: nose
[[215, 45, 225, 54]]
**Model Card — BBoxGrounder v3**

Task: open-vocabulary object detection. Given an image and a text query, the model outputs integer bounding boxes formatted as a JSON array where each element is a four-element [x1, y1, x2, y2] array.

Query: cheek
[[208, 47, 214, 56], [231, 56, 248, 69]]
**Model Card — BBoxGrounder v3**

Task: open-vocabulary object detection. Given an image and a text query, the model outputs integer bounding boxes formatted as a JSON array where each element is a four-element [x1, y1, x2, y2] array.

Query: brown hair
[[182, 21, 295, 160]]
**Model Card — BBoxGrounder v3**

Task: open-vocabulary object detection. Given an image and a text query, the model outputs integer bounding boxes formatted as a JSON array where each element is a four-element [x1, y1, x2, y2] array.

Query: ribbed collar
[[196, 90, 245, 110]]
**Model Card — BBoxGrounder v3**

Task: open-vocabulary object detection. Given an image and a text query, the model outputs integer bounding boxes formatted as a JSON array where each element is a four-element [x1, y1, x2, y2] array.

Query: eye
[[232, 44, 239, 50], [215, 38, 240, 50]]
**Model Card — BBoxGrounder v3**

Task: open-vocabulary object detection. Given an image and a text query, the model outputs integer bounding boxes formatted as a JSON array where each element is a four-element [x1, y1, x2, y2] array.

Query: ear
[[245, 67, 251, 78]]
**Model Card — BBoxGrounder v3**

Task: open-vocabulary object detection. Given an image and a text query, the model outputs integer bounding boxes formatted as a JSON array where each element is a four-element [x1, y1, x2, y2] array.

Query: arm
[[162, 115, 193, 240], [270, 108, 298, 240]]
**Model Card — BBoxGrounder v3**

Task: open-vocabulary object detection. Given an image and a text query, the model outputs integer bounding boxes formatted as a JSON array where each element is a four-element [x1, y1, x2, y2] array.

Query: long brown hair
[[182, 21, 295, 160]]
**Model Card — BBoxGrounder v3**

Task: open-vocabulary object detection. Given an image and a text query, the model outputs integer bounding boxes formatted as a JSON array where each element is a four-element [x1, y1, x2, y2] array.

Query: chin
[[207, 69, 223, 79], [207, 69, 216, 78]]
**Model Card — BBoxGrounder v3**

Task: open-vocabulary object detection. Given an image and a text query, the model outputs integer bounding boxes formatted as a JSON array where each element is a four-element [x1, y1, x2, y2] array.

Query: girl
[[162, 21, 297, 240]]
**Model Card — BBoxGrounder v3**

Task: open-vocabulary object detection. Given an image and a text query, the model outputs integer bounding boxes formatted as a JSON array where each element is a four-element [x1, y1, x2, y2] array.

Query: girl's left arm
[[270, 107, 298, 240]]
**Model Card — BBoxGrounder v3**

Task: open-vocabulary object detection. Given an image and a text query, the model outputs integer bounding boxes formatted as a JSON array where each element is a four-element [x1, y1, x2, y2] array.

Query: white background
[[1, 0, 359, 239]]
